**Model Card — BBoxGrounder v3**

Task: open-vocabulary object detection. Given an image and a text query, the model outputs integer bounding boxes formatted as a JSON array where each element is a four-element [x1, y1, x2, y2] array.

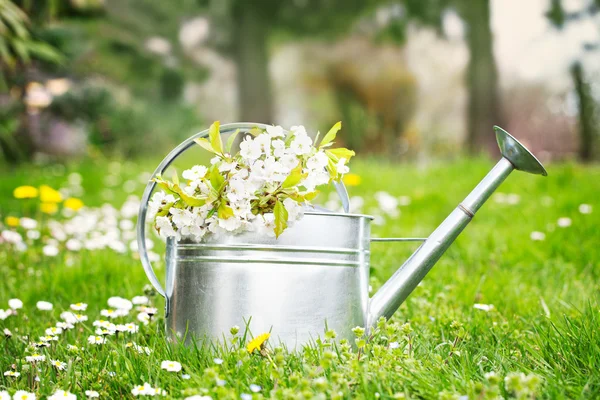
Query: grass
[[0, 157, 599, 399]]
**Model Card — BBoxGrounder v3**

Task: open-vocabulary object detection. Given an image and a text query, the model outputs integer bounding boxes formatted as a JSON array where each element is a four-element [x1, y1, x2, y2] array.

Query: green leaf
[[171, 170, 179, 186], [281, 164, 305, 189], [313, 130, 321, 145], [25, 41, 63, 65], [194, 137, 215, 154], [210, 165, 225, 191], [153, 177, 178, 196], [320, 121, 342, 148], [226, 129, 240, 153], [207, 207, 217, 218], [152, 176, 206, 207], [326, 157, 338, 179], [304, 191, 319, 201], [248, 127, 263, 136], [207, 186, 220, 203], [325, 148, 355, 162], [156, 202, 174, 217], [273, 200, 288, 238], [218, 202, 234, 219], [209, 121, 223, 154], [175, 185, 205, 207]]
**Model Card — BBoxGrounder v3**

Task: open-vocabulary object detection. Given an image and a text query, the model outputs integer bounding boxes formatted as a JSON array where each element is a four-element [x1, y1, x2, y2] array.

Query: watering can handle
[[136, 123, 350, 298]]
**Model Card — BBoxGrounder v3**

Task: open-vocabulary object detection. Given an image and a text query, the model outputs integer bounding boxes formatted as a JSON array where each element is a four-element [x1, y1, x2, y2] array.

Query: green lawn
[[0, 157, 599, 399]]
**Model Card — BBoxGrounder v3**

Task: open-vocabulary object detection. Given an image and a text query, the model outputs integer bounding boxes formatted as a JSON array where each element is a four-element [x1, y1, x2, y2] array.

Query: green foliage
[[48, 81, 203, 157], [159, 67, 184, 101], [273, 199, 288, 238], [0, 99, 29, 163], [0, 0, 63, 80]]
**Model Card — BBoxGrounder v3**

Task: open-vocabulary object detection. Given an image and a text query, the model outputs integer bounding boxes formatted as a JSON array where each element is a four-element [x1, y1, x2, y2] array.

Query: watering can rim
[[303, 211, 374, 219]]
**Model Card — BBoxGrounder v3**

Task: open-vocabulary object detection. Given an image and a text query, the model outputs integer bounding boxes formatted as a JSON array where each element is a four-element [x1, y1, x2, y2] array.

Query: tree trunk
[[571, 62, 596, 162], [232, 6, 273, 123], [461, 0, 504, 154]]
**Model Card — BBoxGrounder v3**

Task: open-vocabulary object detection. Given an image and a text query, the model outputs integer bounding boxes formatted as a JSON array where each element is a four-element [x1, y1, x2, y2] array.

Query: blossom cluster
[[149, 121, 354, 241]]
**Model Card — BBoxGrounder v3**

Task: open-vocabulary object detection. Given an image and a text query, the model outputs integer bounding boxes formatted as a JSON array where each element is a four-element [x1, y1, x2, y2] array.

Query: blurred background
[[0, 0, 598, 165]]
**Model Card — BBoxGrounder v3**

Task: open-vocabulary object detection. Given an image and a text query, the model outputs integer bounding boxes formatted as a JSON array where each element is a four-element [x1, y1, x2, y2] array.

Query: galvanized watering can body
[[138, 123, 547, 348], [165, 213, 371, 346]]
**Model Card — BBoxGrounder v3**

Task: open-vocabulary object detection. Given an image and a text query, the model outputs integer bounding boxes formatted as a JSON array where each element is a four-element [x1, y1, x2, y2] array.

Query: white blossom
[[8, 298, 23, 310], [132, 383, 162, 396], [25, 353, 46, 362], [266, 125, 285, 138], [42, 244, 59, 257], [473, 303, 495, 312], [88, 335, 106, 345], [182, 165, 208, 181], [108, 296, 133, 311], [48, 390, 76, 400], [132, 296, 149, 305], [20, 217, 38, 230], [289, 132, 312, 155], [36, 301, 53, 311], [557, 217, 572, 227], [530, 231, 546, 241], [161, 360, 182, 372], [12, 391, 35, 400]]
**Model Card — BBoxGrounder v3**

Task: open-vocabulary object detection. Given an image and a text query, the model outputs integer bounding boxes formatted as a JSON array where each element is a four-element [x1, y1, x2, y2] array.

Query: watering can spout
[[367, 126, 547, 326]]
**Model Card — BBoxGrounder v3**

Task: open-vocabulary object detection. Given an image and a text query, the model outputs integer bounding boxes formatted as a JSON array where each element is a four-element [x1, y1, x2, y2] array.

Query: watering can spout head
[[367, 126, 547, 327], [494, 126, 547, 176]]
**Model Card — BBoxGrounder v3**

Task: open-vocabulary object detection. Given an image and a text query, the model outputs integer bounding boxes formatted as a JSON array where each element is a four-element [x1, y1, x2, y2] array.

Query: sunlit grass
[[0, 158, 599, 398]]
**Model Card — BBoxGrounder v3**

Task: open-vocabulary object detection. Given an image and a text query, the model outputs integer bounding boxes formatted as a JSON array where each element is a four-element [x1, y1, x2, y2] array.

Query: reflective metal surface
[[138, 125, 547, 348], [368, 129, 547, 325], [495, 126, 547, 176], [165, 213, 371, 348]]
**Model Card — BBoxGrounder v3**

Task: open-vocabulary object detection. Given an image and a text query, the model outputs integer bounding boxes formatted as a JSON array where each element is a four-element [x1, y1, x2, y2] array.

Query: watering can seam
[[177, 243, 365, 255], [457, 204, 475, 218], [174, 255, 363, 267]]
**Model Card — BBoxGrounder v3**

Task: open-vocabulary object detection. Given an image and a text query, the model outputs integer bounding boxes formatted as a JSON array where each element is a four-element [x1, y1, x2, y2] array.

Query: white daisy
[[70, 302, 88, 311], [48, 390, 76, 400], [579, 204, 592, 214], [132, 296, 149, 305], [45, 327, 63, 336], [25, 353, 46, 362], [12, 391, 36, 400], [473, 303, 495, 312], [161, 360, 182, 372], [36, 301, 53, 311], [50, 359, 67, 371], [87, 335, 106, 345], [8, 298, 23, 310]]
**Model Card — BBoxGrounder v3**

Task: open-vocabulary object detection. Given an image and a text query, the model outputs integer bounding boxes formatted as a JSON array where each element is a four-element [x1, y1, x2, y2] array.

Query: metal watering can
[[137, 123, 547, 348]]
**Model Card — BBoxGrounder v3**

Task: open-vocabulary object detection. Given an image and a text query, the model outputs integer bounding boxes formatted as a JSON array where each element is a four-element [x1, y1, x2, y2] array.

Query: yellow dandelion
[[5, 216, 20, 227], [343, 173, 361, 186], [247, 332, 270, 353], [39, 185, 62, 203], [64, 197, 84, 211], [40, 202, 58, 214], [13, 185, 39, 199]]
